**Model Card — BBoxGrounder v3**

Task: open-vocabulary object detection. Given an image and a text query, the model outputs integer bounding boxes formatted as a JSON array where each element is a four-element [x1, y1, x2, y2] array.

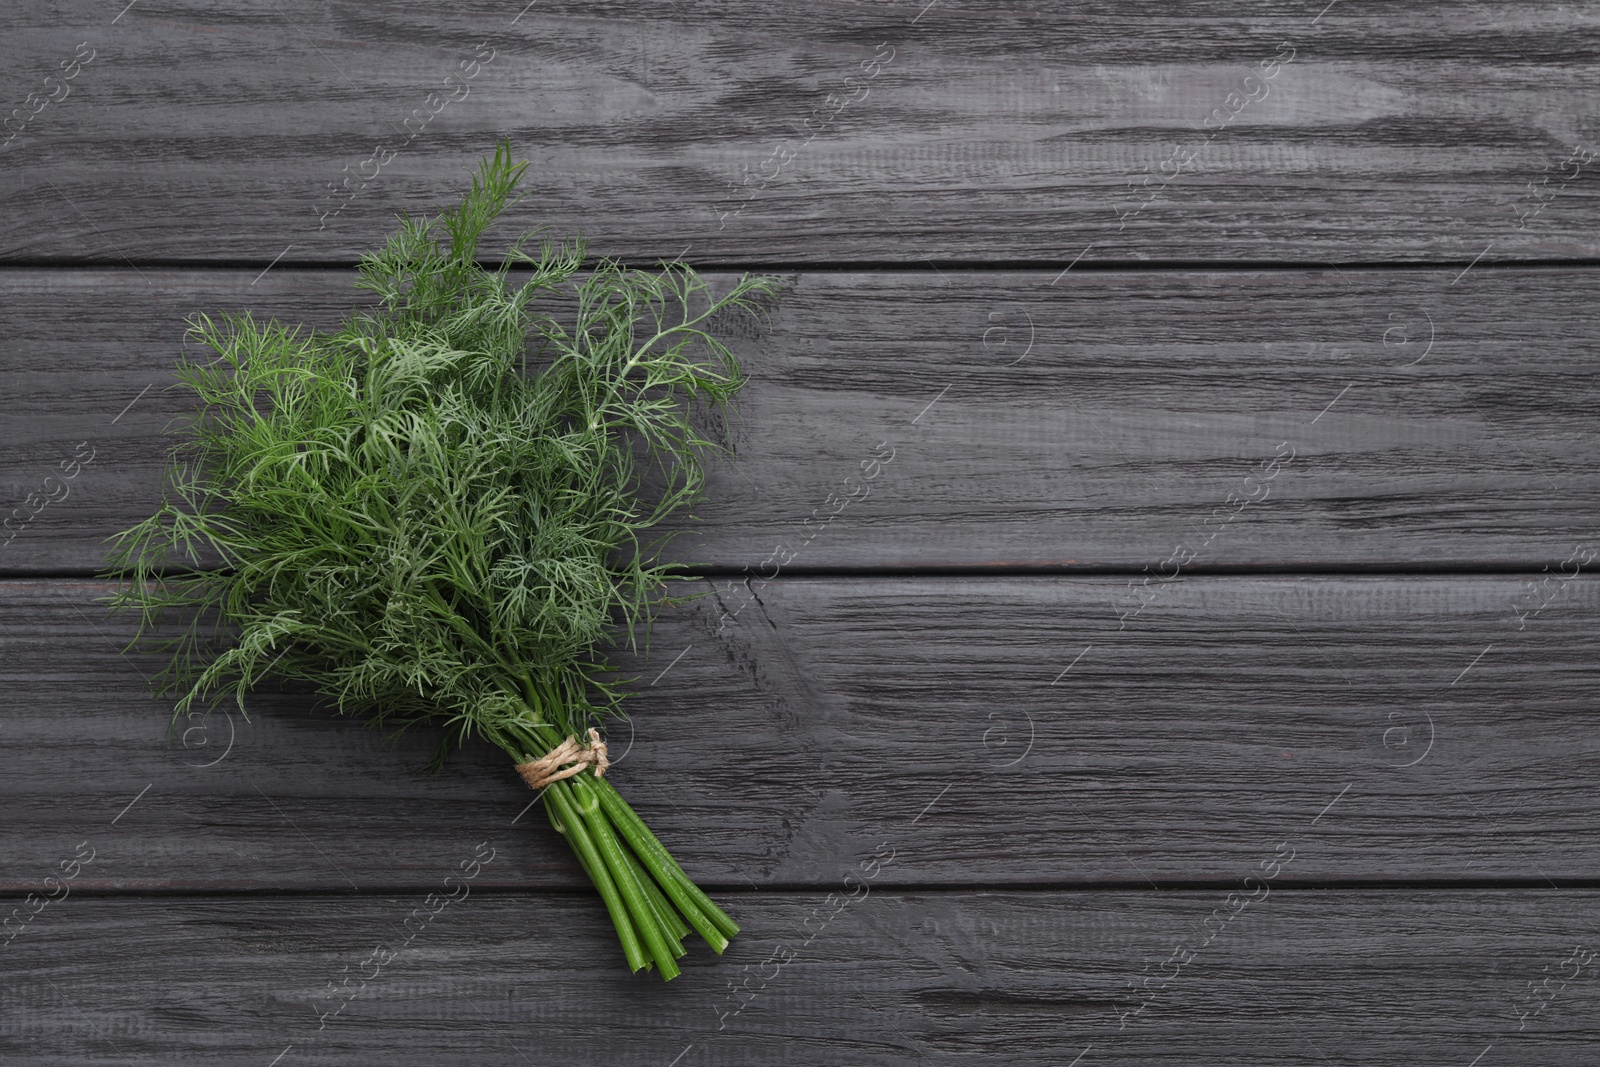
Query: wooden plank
[[2, 3, 1598, 263], [3, 889, 1597, 1064], [4, 267, 1598, 574], [4, 575, 1598, 891]]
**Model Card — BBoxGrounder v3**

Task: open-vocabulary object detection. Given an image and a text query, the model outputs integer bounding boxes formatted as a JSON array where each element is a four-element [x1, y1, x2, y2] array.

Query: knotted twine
[[515, 727, 611, 790]]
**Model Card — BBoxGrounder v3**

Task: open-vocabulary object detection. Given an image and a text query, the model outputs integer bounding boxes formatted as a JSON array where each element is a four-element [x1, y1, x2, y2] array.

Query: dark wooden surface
[[5, 576, 1599, 890], [4, 2, 1599, 1064], [5, 891, 1598, 1065], [5, 268, 1600, 573], [2, 2, 1599, 263]]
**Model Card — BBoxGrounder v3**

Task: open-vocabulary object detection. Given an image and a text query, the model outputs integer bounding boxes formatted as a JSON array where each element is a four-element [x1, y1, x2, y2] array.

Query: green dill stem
[[422, 581, 516, 674], [576, 774, 738, 950], [504, 688, 731, 955], [593, 790, 728, 955], [507, 712, 689, 973], [587, 775, 736, 935], [550, 792, 684, 964], [517, 672, 577, 742], [567, 780, 681, 980], [623, 844, 691, 947], [545, 780, 649, 973]]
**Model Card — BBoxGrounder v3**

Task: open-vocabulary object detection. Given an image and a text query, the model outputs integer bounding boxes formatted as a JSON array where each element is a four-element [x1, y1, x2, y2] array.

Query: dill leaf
[[105, 140, 780, 771]]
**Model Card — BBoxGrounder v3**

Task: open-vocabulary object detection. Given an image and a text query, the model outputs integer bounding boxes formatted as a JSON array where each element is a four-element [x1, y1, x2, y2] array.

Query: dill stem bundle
[[105, 142, 777, 979]]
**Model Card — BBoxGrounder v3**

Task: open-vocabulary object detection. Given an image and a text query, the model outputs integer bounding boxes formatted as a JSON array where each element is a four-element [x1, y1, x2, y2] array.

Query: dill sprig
[[104, 141, 779, 978]]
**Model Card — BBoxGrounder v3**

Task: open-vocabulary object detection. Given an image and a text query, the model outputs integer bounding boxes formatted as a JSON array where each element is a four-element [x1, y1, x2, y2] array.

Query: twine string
[[515, 727, 610, 791]]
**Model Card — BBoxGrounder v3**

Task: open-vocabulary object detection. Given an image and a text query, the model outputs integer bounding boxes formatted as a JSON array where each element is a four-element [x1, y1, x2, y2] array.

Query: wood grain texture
[[2, 2, 1598, 263], [3, 889, 1597, 1065], [4, 267, 1598, 574], [4, 0, 1597, 1056], [4, 575, 1597, 890]]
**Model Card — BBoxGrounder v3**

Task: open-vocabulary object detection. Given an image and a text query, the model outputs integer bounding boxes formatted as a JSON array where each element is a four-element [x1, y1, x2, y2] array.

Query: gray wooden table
[[4, 3, 1598, 1064]]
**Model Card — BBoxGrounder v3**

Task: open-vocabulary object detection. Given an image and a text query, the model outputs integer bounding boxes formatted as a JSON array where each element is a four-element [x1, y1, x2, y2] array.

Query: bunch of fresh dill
[[104, 142, 779, 979]]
